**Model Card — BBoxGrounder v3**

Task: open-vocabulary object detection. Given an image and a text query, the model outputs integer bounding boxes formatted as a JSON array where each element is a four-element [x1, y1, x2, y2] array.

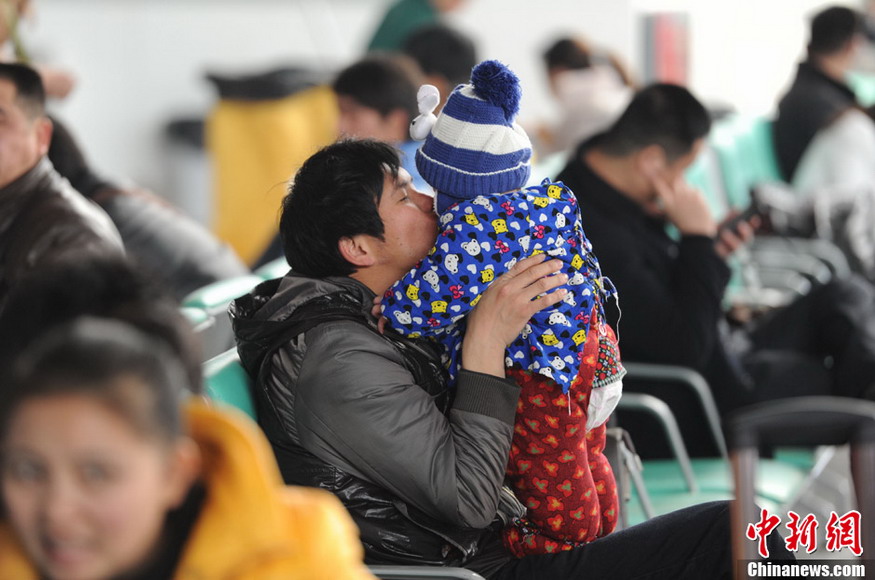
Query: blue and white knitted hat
[[414, 60, 532, 213]]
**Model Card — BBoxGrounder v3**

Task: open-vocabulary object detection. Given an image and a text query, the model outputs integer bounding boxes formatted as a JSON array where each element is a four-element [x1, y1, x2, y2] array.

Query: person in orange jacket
[[0, 317, 375, 580]]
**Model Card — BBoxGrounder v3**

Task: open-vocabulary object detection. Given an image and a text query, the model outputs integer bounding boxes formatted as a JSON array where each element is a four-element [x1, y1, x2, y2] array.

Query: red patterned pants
[[503, 354, 618, 556]]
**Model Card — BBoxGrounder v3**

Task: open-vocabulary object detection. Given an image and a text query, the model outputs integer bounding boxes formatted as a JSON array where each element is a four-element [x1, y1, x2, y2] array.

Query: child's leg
[[504, 362, 603, 555], [585, 421, 619, 537]]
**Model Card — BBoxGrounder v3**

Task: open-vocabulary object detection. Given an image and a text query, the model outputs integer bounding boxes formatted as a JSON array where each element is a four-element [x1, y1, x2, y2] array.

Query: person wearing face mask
[[0, 318, 376, 580]]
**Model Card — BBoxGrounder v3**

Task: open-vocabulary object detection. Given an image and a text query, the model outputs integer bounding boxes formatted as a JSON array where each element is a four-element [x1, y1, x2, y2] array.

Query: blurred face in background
[[336, 95, 408, 144], [0, 77, 50, 188], [1, 381, 194, 580]]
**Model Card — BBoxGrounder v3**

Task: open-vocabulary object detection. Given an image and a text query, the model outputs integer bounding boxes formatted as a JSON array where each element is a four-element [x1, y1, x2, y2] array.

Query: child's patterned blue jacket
[[382, 179, 611, 393]]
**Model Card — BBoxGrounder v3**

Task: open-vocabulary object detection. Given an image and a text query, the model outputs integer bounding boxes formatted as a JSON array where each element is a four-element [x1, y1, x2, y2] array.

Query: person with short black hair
[[0, 254, 202, 393], [0, 318, 376, 580], [0, 62, 123, 314], [402, 24, 477, 110], [558, 83, 875, 457], [332, 53, 430, 192], [333, 54, 421, 141], [774, 5, 868, 182], [592, 82, 708, 162]]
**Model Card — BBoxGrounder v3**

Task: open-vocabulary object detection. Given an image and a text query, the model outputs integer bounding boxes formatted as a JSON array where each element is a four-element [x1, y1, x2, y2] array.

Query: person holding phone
[[558, 83, 875, 457]]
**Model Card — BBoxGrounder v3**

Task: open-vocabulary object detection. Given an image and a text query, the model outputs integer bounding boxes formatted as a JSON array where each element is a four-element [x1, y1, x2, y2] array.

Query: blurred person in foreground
[[0, 318, 376, 580]]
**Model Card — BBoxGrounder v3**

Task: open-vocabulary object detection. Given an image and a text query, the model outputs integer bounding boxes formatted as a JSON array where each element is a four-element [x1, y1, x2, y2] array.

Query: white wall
[[23, 0, 863, 209]]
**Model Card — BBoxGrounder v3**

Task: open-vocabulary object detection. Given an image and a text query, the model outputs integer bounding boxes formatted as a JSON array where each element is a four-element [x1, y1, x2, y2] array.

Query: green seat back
[[179, 306, 213, 333], [684, 148, 728, 220], [710, 115, 785, 210], [182, 275, 263, 315], [254, 257, 290, 280], [203, 349, 257, 419], [848, 71, 875, 107], [745, 117, 783, 183], [710, 117, 752, 209]]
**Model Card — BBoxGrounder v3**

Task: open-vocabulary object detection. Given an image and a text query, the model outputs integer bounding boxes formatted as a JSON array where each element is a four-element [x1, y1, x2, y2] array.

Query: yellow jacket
[[0, 401, 376, 580]]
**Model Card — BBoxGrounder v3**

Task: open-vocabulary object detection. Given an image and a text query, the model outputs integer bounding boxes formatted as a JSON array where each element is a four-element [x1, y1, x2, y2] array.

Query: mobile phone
[[719, 203, 761, 234]]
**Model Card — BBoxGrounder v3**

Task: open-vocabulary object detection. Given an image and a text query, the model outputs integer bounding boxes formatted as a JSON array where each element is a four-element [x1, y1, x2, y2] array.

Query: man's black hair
[[402, 24, 477, 88], [808, 6, 865, 58], [597, 83, 710, 161], [280, 139, 401, 278], [1, 318, 188, 445], [0, 62, 46, 119], [0, 255, 202, 394], [543, 37, 592, 72], [332, 54, 422, 121]]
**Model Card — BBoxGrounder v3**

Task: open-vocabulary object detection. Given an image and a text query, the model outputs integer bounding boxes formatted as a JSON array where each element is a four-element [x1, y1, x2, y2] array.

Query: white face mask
[[586, 378, 623, 431]]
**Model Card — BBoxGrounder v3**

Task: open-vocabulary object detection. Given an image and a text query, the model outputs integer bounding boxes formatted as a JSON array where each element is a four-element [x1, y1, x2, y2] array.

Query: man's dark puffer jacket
[[231, 273, 522, 578]]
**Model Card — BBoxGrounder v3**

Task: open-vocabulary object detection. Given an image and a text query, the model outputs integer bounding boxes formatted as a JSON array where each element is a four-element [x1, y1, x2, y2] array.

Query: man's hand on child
[[372, 296, 388, 335]]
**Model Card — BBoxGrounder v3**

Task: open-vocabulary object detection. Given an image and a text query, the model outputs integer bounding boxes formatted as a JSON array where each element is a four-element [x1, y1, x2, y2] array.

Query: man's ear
[[635, 144, 666, 178], [35, 116, 53, 156], [339, 235, 378, 268]]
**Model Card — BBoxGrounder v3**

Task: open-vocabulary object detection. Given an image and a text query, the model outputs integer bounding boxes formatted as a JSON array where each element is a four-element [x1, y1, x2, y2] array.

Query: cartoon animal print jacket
[[382, 179, 611, 394]]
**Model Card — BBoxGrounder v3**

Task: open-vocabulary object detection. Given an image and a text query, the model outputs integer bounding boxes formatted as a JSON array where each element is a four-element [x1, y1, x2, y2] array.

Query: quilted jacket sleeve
[[288, 320, 521, 529]]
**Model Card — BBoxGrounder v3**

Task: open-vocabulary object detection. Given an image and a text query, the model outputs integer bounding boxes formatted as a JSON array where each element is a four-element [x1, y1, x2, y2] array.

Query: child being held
[[381, 60, 625, 555]]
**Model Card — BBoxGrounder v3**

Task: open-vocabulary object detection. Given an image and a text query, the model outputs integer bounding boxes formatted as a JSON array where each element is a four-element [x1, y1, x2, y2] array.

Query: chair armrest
[[368, 566, 486, 580], [623, 362, 728, 459], [748, 248, 832, 284], [752, 236, 851, 279], [617, 392, 698, 493]]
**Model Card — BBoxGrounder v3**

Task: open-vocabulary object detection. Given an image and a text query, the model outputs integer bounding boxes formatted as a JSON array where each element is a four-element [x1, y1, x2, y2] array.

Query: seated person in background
[[402, 23, 478, 111], [381, 60, 624, 555], [231, 138, 793, 578], [0, 318, 375, 580], [531, 36, 633, 158], [0, 0, 249, 299], [791, 103, 875, 193], [774, 5, 869, 184], [0, 0, 76, 99], [558, 83, 875, 456], [0, 63, 122, 314], [333, 53, 431, 192], [0, 255, 202, 393], [45, 116, 251, 301]]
